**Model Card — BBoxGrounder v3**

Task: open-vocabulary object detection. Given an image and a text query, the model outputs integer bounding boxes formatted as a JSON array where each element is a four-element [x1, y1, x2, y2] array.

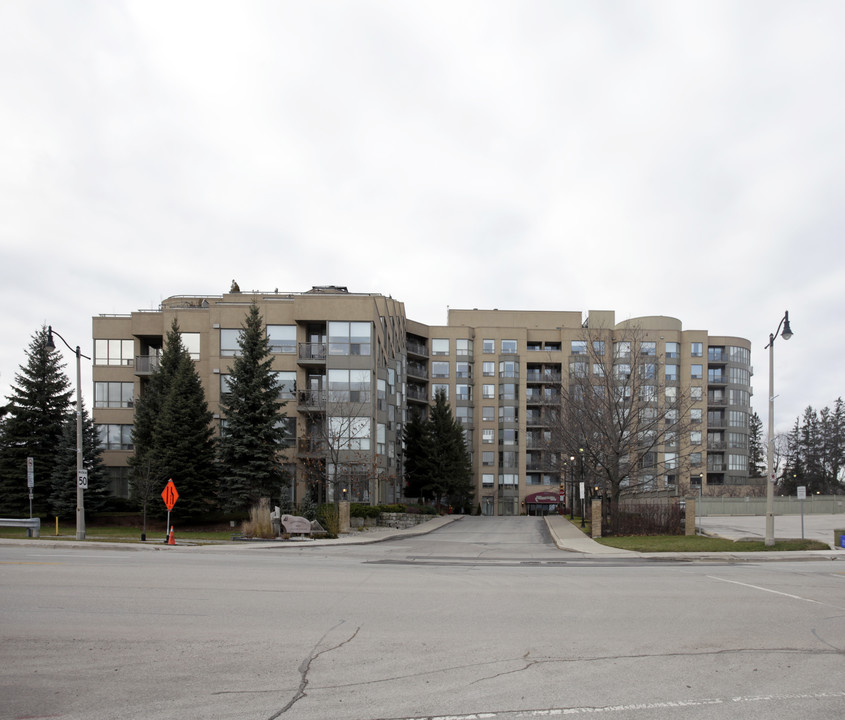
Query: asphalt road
[[1, 517, 844, 720]]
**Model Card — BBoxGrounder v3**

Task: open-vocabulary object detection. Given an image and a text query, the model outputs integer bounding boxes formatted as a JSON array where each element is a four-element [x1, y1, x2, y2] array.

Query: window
[[571, 340, 587, 355], [690, 408, 702, 423], [729, 454, 746, 471], [665, 452, 678, 470], [220, 329, 241, 356], [456, 339, 473, 356], [220, 374, 232, 396], [708, 368, 725, 383], [482, 339, 495, 354], [94, 339, 135, 366], [377, 423, 386, 455], [499, 406, 517, 422], [499, 383, 518, 400], [431, 338, 450, 356], [545, 341, 562, 352], [527, 341, 542, 352], [665, 342, 680, 359], [690, 452, 702, 467], [613, 363, 631, 380], [329, 322, 371, 356], [482, 406, 495, 421], [665, 386, 677, 402], [275, 371, 297, 399], [456, 362, 472, 378], [482, 473, 494, 487], [729, 346, 750, 364], [96, 424, 133, 450], [181, 333, 200, 360], [482, 384, 495, 399], [640, 385, 657, 402], [267, 325, 296, 353], [728, 410, 748, 428], [690, 431, 702, 445], [592, 340, 605, 356], [456, 384, 472, 401], [328, 415, 371, 450], [278, 417, 296, 447], [482, 429, 494, 444], [432, 361, 450, 378], [455, 406, 472, 425], [640, 363, 656, 379], [328, 369, 371, 403], [570, 361, 587, 378], [499, 361, 518, 378], [501, 339, 517, 354], [641, 342, 656, 356], [482, 361, 495, 376], [499, 428, 518, 445], [665, 364, 679, 381], [94, 382, 134, 408], [498, 473, 518, 485], [499, 452, 518, 468], [613, 341, 631, 359], [728, 432, 747, 449], [482, 451, 495, 466], [691, 364, 703, 379], [691, 342, 703, 357], [432, 384, 448, 400], [691, 386, 703, 401], [729, 367, 750, 385]]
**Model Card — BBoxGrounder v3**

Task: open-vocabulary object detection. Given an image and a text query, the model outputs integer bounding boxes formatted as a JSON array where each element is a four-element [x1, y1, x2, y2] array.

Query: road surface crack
[[267, 620, 360, 719]]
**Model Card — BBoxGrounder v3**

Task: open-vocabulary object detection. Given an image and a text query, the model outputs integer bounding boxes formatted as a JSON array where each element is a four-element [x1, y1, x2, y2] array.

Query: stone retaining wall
[[378, 512, 435, 529]]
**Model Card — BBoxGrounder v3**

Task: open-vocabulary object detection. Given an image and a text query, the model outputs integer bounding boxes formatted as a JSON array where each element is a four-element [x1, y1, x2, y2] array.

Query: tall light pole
[[765, 311, 793, 547], [46, 326, 91, 541]]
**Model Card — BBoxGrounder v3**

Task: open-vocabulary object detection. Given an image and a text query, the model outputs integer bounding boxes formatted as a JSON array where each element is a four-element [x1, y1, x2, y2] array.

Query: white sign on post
[[27, 457, 34, 488], [77, 469, 88, 490], [797, 486, 806, 500], [579, 482, 585, 500]]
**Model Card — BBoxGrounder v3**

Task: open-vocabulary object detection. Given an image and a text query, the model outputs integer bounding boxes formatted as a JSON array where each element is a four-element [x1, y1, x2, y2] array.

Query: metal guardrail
[[0, 518, 41, 537]]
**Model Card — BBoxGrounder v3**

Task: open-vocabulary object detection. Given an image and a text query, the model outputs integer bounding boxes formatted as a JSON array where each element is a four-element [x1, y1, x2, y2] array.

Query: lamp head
[[46, 326, 56, 350], [781, 311, 793, 341]]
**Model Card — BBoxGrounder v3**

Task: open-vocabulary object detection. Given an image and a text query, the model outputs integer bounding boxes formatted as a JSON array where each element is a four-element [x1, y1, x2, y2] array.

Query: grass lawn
[[0, 524, 236, 543], [595, 535, 831, 552]]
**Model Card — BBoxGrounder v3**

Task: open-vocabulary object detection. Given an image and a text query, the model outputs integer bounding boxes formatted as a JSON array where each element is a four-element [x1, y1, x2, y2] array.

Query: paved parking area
[[698, 513, 845, 547]]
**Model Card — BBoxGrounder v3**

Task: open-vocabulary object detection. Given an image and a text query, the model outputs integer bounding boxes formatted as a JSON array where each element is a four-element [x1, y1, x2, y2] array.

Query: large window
[[181, 333, 200, 360], [482, 429, 494, 444], [275, 371, 297, 399], [482, 361, 495, 376], [729, 454, 746, 471], [432, 361, 449, 378], [432, 384, 448, 400], [220, 329, 241, 356], [96, 424, 133, 450], [499, 361, 519, 378], [456, 339, 473, 356], [94, 339, 135, 366], [482, 406, 495, 421], [431, 338, 450, 356], [277, 416, 296, 447], [665, 342, 680, 359], [665, 364, 679, 381], [94, 381, 134, 408], [571, 340, 587, 355], [482, 384, 495, 399], [691, 364, 703, 379], [501, 339, 518, 354], [328, 369, 371, 403], [456, 362, 472, 378], [482, 451, 495, 466], [328, 416, 371, 450], [691, 342, 703, 357], [456, 384, 472, 401], [640, 342, 656, 356], [267, 325, 296, 353], [329, 322, 371, 356], [482, 339, 495, 354]]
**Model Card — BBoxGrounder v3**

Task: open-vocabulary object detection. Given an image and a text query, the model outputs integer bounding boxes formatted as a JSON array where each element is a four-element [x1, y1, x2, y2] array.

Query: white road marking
[[707, 574, 845, 610]]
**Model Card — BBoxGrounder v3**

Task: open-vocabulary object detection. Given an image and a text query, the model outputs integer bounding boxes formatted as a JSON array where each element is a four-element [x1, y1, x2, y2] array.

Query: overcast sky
[[1, 1, 842, 434]]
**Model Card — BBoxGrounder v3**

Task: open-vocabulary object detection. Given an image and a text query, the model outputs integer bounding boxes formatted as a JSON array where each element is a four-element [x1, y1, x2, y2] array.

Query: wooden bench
[[0, 518, 41, 538]]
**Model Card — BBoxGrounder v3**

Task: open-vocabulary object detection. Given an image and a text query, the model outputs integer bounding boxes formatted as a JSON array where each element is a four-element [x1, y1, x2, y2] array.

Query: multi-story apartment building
[[92, 287, 756, 514]]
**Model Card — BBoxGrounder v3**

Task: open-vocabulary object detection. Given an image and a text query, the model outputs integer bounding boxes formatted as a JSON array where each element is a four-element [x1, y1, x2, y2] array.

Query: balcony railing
[[135, 355, 159, 375], [298, 343, 326, 361], [406, 340, 428, 358], [297, 438, 326, 454], [298, 390, 327, 407]]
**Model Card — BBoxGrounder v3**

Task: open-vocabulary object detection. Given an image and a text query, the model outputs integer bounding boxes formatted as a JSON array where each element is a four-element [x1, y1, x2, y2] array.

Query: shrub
[[316, 503, 339, 538], [242, 498, 274, 538]]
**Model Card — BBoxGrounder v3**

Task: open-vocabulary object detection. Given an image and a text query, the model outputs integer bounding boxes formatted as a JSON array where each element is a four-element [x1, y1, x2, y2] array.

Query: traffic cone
[[168, 526, 175, 545]]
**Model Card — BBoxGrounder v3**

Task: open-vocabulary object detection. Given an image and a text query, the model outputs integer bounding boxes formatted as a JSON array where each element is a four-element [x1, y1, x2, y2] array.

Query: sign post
[[161, 479, 179, 542], [26, 457, 34, 519], [797, 486, 806, 539]]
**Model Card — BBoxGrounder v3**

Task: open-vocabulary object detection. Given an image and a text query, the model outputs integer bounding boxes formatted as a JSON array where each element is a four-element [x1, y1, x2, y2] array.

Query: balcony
[[298, 390, 326, 411], [297, 438, 326, 456], [526, 370, 562, 383], [407, 384, 428, 403], [406, 340, 428, 359], [298, 343, 326, 364], [134, 355, 158, 375], [407, 363, 428, 380]]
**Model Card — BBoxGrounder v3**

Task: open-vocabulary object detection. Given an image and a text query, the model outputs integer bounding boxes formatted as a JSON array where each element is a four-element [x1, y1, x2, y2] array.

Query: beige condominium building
[[92, 287, 755, 515]]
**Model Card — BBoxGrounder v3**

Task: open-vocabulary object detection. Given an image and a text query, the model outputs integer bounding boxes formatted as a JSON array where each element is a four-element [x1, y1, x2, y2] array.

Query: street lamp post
[[46, 326, 91, 541], [764, 311, 793, 547]]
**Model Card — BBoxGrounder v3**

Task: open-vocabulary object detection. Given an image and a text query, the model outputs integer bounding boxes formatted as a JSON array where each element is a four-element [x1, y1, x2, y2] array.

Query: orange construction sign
[[161, 480, 179, 510]]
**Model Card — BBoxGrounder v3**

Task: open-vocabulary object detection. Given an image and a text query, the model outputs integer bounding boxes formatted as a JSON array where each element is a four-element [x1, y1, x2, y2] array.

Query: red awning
[[524, 491, 564, 504]]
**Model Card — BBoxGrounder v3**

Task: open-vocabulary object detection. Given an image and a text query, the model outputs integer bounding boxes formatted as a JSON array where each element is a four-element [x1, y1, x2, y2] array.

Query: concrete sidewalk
[[545, 514, 633, 554]]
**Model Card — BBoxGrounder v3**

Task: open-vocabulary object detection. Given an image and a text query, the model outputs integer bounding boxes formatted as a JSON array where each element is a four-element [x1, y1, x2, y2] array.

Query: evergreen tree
[[49, 401, 107, 517], [218, 304, 286, 512], [402, 409, 432, 499], [129, 320, 217, 520], [153, 351, 218, 518], [402, 390, 473, 510], [426, 389, 474, 511], [748, 411, 765, 478], [0, 326, 73, 516]]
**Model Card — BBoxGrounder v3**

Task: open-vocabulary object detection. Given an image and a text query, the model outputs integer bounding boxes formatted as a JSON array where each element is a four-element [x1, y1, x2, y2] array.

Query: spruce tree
[[0, 326, 73, 516], [748, 411, 765, 478], [218, 304, 286, 512], [427, 389, 474, 511], [49, 402, 107, 516], [402, 409, 434, 500], [129, 320, 217, 520]]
